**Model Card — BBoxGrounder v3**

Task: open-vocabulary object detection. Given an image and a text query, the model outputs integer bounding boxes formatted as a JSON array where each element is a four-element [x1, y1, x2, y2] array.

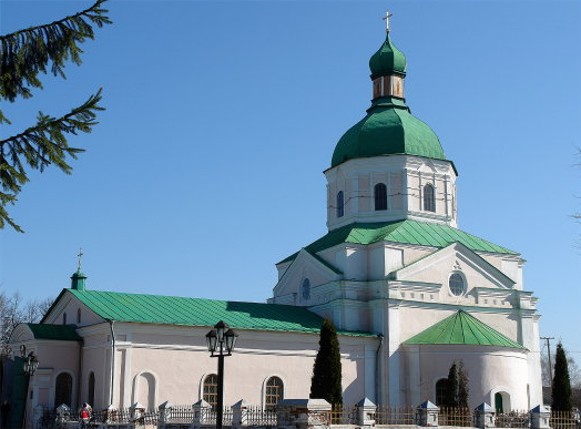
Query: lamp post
[[205, 321, 238, 429], [20, 346, 39, 429]]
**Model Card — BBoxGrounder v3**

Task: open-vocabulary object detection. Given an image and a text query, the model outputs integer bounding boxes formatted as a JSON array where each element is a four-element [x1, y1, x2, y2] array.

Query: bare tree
[[0, 291, 54, 355]]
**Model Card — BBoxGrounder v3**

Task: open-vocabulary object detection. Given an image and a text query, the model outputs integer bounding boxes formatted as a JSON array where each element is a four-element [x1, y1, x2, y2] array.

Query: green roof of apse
[[280, 220, 518, 264], [66, 289, 371, 337], [27, 324, 81, 341], [404, 310, 524, 349]]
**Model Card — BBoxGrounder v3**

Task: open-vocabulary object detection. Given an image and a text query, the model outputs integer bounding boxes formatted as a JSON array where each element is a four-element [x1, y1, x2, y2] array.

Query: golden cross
[[382, 11, 393, 32]]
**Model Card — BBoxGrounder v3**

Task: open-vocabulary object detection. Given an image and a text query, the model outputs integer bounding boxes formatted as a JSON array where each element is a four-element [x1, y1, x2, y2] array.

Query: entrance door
[[495, 392, 504, 413]]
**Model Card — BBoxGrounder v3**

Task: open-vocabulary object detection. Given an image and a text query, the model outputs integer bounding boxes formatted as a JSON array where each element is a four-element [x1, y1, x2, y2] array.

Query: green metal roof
[[331, 98, 447, 168], [280, 220, 518, 265], [332, 32, 447, 168], [405, 310, 524, 349], [27, 324, 81, 341], [66, 289, 371, 337], [369, 32, 407, 78]]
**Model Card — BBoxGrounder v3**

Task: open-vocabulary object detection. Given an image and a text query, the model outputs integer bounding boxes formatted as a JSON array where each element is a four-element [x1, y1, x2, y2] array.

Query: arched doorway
[[55, 373, 73, 408], [494, 391, 511, 413]]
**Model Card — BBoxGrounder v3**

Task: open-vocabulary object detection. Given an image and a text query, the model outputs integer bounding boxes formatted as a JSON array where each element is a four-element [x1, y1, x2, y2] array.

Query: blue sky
[[1, 1, 580, 360]]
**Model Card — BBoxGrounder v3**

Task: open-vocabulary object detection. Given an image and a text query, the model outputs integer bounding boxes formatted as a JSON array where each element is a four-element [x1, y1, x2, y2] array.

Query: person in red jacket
[[79, 403, 92, 428]]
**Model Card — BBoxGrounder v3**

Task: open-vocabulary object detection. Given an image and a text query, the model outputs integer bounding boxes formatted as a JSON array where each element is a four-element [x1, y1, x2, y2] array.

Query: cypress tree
[[444, 362, 459, 408], [444, 361, 469, 408], [310, 319, 343, 406], [458, 361, 469, 408], [0, 0, 111, 232], [552, 342, 573, 411]]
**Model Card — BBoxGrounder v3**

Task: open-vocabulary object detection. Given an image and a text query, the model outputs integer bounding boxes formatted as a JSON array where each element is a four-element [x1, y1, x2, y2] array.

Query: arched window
[[62, 312, 67, 325], [77, 308, 82, 324], [435, 378, 448, 406], [55, 373, 73, 407], [374, 183, 387, 211], [133, 372, 156, 411], [88, 372, 95, 407], [203, 374, 218, 408], [423, 184, 435, 212], [301, 278, 310, 301], [336, 191, 344, 218], [265, 376, 284, 410], [449, 273, 465, 296]]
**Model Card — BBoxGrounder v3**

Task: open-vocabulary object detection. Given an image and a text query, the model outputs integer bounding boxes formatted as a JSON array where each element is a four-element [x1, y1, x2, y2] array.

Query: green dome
[[369, 33, 407, 78], [331, 99, 446, 167]]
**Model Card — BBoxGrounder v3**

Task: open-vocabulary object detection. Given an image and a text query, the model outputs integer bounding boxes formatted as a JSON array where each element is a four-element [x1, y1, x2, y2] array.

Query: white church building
[[3, 21, 543, 428]]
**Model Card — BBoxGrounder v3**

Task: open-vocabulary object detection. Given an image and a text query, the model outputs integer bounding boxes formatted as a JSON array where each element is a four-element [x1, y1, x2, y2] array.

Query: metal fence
[[550, 410, 580, 429], [495, 410, 530, 428], [439, 407, 473, 427], [375, 406, 416, 425], [36, 405, 581, 429]]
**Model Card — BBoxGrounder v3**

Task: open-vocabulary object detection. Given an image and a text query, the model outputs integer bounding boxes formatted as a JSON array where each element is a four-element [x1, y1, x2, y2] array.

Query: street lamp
[[205, 321, 238, 429], [20, 345, 39, 376], [20, 346, 39, 429]]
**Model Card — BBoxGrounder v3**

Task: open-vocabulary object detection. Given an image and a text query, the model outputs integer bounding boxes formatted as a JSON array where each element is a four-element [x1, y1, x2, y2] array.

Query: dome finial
[[382, 10, 393, 33], [71, 248, 87, 291]]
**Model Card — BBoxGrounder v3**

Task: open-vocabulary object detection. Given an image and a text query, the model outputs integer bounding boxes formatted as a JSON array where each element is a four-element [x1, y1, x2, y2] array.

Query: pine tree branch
[[0, 0, 111, 104], [0, 89, 104, 233]]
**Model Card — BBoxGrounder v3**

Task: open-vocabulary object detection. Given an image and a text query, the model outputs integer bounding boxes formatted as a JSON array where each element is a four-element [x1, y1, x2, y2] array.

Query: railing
[[439, 406, 473, 427], [168, 405, 195, 424], [495, 410, 530, 428], [550, 410, 580, 429], [35, 404, 581, 429], [375, 406, 416, 425], [327, 406, 357, 424], [243, 406, 277, 426]]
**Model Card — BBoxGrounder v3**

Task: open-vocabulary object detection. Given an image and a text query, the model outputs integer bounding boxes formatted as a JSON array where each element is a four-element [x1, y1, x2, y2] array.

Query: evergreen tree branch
[[0, 0, 111, 105], [0, 89, 104, 232]]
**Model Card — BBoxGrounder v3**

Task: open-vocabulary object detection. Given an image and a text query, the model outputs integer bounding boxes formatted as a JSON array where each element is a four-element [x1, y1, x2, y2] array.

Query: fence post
[[192, 399, 212, 426], [356, 398, 377, 427], [158, 401, 172, 428], [130, 402, 145, 428], [104, 404, 118, 423], [530, 405, 551, 429], [232, 399, 249, 429], [474, 403, 495, 428], [55, 404, 71, 424], [416, 401, 439, 427]]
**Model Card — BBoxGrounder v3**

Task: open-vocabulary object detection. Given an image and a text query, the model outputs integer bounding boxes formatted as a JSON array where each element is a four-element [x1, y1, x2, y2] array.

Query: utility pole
[[541, 336, 555, 382]]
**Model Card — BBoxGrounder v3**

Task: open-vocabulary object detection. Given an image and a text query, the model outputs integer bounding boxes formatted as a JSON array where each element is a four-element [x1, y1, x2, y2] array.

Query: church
[[3, 18, 543, 428]]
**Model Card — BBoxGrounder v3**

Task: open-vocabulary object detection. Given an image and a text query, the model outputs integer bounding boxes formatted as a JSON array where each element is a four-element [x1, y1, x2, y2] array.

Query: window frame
[[423, 183, 436, 212], [448, 272, 466, 297], [202, 374, 218, 408], [264, 376, 284, 411], [336, 191, 344, 218], [374, 183, 388, 211]]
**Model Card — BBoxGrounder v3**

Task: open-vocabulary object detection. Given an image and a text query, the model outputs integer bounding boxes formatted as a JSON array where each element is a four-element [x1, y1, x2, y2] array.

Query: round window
[[449, 273, 465, 296]]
